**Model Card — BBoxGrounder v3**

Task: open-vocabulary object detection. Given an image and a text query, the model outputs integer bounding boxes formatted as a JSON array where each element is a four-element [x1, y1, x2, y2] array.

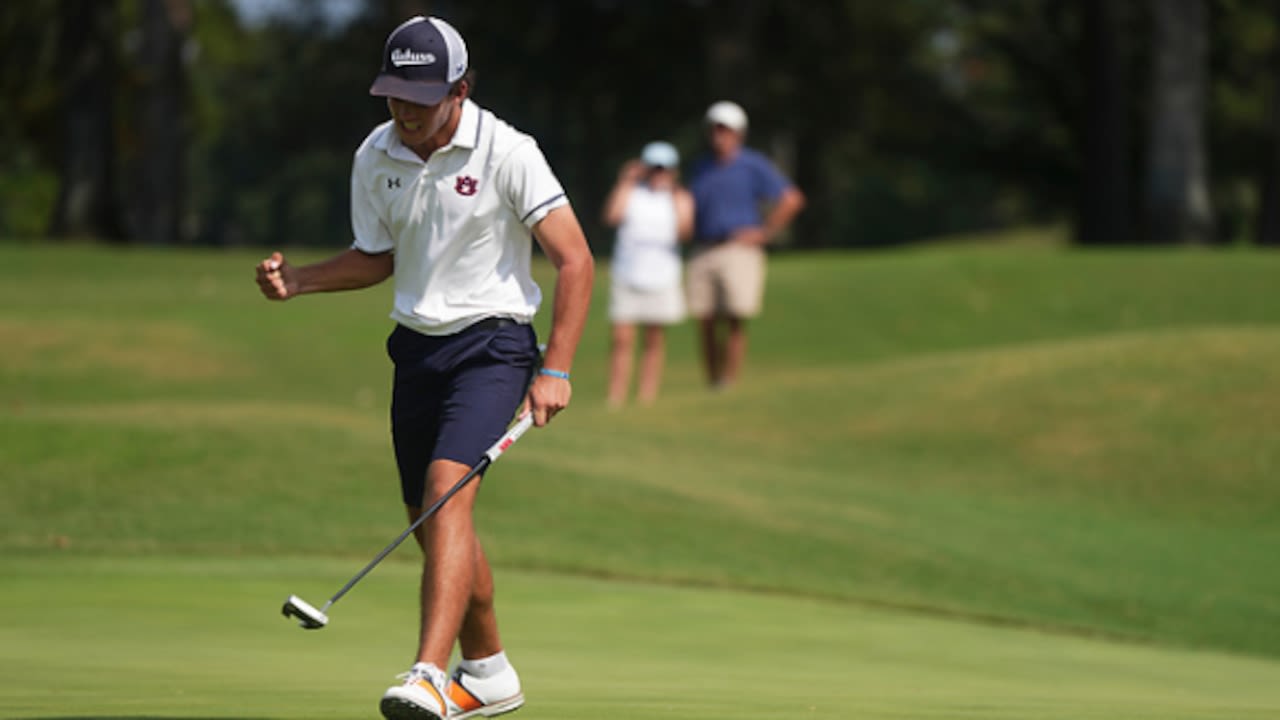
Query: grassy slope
[[2, 243, 1279, 661]]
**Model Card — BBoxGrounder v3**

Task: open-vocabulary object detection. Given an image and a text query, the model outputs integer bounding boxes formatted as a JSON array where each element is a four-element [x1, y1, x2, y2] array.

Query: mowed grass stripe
[[3, 556, 1279, 720]]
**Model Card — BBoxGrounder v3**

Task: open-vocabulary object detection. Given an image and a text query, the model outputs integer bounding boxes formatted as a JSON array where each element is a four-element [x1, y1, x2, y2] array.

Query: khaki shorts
[[685, 242, 766, 319], [609, 280, 686, 325]]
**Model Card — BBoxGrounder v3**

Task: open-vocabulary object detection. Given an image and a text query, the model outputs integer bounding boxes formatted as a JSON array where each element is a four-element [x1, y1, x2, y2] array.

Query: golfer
[[254, 16, 593, 720]]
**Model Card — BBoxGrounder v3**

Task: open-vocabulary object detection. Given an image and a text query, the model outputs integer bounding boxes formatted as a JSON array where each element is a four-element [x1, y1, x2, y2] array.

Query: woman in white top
[[601, 141, 695, 408]]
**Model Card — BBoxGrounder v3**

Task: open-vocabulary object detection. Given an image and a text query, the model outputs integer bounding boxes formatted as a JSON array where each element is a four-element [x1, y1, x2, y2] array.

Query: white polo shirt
[[350, 99, 569, 335], [613, 185, 681, 290]]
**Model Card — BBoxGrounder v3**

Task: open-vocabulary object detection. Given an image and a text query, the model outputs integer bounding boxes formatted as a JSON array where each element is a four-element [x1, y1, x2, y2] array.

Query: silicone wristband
[[539, 368, 570, 380]]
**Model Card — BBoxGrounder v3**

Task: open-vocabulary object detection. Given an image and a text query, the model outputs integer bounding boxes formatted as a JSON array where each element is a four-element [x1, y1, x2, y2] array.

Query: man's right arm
[[255, 248, 394, 301]]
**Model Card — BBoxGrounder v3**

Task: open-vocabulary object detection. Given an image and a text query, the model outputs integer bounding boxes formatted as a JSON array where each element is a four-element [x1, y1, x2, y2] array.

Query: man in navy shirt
[[686, 101, 805, 389]]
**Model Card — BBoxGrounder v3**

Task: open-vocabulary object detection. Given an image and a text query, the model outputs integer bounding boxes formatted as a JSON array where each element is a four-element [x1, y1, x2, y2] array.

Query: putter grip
[[485, 413, 534, 462]]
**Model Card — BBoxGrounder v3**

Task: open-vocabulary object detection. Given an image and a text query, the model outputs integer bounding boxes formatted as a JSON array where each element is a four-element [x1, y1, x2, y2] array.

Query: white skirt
[[609, 280, 687, 325]]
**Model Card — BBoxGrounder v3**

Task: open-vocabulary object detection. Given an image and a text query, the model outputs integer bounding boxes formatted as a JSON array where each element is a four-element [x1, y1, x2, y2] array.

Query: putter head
[[282, 594, 328, 630]]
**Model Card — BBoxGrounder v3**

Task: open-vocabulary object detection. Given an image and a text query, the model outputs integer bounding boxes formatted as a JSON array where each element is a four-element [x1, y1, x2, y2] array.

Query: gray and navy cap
[[370, 16, 469, 106]]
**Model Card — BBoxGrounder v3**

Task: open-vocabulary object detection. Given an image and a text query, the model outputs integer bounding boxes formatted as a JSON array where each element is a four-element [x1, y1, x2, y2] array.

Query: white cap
[[705, 100, 748, 132], [641, 141, 679, 168]]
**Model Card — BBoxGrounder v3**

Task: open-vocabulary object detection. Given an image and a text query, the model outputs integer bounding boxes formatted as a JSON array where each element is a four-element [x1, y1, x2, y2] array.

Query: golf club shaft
[[320, 412, 535, 612]]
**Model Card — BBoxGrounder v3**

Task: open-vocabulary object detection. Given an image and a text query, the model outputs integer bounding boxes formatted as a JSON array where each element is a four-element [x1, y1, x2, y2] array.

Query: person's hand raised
[[255, 252, 297, 300]]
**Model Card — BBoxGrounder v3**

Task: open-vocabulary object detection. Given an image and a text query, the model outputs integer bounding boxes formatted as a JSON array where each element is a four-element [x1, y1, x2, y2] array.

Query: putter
[[282, 411, 535, 629]]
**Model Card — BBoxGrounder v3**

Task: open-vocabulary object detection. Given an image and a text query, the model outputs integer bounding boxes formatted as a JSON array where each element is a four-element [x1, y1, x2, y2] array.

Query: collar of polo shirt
[[379, 99, 482, 164]]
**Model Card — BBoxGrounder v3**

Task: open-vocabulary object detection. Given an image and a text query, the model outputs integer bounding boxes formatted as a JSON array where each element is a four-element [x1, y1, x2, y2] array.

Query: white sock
[[459, 651, 510, 679], [411, 662, 447, 688]]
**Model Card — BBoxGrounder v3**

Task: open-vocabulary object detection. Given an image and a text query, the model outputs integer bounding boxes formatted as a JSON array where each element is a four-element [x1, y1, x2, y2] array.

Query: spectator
[[686, 101, 805, 389], [601, 141, 694, 408]]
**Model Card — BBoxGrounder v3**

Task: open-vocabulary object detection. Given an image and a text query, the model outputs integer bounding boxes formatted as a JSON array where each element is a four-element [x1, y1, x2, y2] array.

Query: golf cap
[[370, 16, 468, 106], [705, 100, 748, 132], [641, 141, 679, 169]]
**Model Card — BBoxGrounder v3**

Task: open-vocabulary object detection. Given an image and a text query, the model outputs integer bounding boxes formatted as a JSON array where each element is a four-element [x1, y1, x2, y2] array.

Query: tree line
[[3, 0, 1279, 250]]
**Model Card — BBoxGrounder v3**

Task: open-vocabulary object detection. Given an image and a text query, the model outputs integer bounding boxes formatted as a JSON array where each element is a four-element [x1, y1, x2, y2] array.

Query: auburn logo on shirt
[[455, 176, 478, 196]]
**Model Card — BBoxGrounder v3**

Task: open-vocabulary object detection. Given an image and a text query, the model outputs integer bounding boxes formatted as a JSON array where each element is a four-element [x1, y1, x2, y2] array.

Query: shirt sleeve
[[496, 139, 570, 228], [751, 153, 791, 203], [350, 170, 394, 253]]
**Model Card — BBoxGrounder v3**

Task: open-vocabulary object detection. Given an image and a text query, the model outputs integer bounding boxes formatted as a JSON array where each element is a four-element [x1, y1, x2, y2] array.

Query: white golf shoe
[[381, 663, 450, 720], [445, 664, 524, 718]]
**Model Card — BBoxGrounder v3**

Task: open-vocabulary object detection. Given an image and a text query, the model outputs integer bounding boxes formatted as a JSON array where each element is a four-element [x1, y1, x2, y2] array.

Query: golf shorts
[[386, 318, 539, 507], [609, 280, 686, 325], [685, 241, 766, 319]]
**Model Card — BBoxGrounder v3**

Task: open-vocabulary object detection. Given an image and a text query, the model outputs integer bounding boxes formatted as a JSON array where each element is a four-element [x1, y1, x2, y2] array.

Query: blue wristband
[[539, 367, 570, 380]]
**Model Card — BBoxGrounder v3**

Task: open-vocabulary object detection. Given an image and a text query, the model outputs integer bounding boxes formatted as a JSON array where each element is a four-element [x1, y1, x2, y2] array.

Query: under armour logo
[[455, 176, 478, 196], [387, 177, 401, 189]]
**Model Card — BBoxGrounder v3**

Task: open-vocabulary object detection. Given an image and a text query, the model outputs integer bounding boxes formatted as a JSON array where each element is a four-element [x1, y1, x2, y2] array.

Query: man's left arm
[[762, 185, 806, 243], [733, 157, 807, 247], [528, 204, 595, 426]]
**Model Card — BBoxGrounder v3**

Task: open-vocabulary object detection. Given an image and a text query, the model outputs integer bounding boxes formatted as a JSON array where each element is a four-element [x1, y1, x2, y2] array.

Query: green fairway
[[4, 555, 1280, 720], [3, 241, 1280, 717]]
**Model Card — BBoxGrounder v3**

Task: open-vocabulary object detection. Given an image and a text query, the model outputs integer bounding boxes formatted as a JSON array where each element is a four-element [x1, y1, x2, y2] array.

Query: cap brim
[[369, 75, 451, 106], [708, 119, 746, 133]]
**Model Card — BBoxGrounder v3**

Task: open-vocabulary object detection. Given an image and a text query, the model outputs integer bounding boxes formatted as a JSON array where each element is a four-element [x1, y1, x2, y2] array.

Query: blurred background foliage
[[2, 0, 1279, 251]]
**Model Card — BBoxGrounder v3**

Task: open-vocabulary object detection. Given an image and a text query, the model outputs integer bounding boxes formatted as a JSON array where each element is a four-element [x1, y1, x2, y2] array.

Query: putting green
[[3, 555, 1278, 719]]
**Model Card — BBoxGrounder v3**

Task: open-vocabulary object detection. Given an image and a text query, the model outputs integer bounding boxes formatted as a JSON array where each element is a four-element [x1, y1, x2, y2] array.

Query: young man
[[686, 101, 804, 389], [254, 16, 593, 720]]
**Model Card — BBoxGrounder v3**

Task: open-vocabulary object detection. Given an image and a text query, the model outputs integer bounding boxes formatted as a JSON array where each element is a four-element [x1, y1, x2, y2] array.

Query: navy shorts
[[386, 319, 539, 507]]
